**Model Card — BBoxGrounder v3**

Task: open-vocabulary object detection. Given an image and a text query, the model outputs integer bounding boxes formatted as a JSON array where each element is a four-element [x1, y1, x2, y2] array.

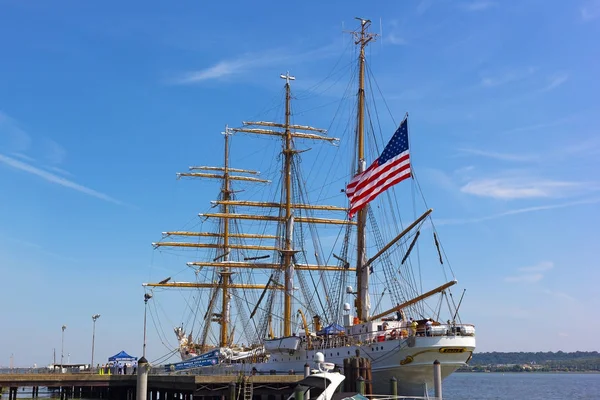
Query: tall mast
[[156, 76, 341, 344], [281, 71, 296, 337], [219, 127, 232, 347], [354, 18, 377, 322]]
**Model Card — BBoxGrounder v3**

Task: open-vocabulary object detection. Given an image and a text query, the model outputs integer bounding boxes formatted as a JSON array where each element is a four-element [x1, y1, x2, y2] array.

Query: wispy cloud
[[47, 165, 74, 177], [386, 33, 407, 46], [176, 58, 252, 83], [563, 137, 600, 157], [543, 73, 569, 91], [505, 261, 554, 283], [460, 177, 586, 199], [519, 261, 554, 272], [461, 1, 496, 11], [10, 152, 36, 163], [2, 111, 68, 166], [501, 116, 573, 135], [581, 0, 600, 21], [436, 197, 600, 225], [0, 111, 31, 152], [505, 273, 544, 283], [173, 43, 337, 84], [416, 0, 433, 15], [480, 66, 537, 87], [42, 138, 67, 164], [458, 148, 538, 162], [0, 153, 122, 205], [543, 289, 576, 302]]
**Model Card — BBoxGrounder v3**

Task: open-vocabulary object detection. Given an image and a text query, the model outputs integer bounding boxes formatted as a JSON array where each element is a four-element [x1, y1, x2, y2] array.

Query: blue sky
[[1, 0, 599, 367]]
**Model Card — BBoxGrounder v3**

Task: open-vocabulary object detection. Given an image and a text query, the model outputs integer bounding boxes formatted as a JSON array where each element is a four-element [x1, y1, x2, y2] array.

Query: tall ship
[[145, 19, 475, 396]]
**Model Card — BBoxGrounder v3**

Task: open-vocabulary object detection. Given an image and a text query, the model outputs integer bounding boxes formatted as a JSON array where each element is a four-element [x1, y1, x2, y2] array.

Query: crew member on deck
[[425, 318, 433, 336], [409, 318, 418, 336]]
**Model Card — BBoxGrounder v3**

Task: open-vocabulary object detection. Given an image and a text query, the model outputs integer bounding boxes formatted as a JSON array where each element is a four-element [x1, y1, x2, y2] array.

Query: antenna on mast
[[380, 17, 383, 50], [280, 71, 295, 85]]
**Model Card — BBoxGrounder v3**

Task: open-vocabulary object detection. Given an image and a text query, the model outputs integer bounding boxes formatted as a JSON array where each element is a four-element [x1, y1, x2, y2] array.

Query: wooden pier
[[0, 373, 304, 400]]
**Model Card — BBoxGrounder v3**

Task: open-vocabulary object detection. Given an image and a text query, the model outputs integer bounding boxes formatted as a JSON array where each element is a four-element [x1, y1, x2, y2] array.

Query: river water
[[441, 372, 600, 399]]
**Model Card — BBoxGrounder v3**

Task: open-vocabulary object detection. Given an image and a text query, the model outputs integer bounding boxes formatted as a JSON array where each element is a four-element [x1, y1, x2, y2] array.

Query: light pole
[[143, 293, 152, 358], [61, 325, 67, 370], [91, 314, 101, 372]]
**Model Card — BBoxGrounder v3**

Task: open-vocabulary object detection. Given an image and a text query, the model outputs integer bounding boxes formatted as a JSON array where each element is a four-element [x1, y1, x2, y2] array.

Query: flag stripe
[[349, 168, 411, 215], [348, 160, 411, 216], [346, 152, 410, 196], [348, 159, 411, 207], [345, 117, 411, 218]]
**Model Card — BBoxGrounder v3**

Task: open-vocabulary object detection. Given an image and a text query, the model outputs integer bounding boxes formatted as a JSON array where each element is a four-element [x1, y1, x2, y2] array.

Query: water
[[4, 373, 600, 399], [442, 372, 600, 399]]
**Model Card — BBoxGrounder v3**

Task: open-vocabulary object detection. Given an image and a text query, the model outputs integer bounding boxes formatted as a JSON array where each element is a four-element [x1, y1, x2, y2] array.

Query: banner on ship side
[[164, 349, 220, 372]]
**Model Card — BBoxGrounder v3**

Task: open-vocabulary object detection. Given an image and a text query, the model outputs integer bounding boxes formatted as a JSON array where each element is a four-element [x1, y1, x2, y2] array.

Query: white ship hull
[[175, 332, 474, 397], [256, 335, 475, 396]]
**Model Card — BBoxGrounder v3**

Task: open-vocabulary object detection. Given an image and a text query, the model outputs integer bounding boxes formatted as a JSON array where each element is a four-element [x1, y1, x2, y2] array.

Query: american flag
[[346, 117, 411, 218]]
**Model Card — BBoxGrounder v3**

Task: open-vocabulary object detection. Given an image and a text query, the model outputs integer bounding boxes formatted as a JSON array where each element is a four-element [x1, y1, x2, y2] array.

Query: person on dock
[[123, 363, 128, 375]]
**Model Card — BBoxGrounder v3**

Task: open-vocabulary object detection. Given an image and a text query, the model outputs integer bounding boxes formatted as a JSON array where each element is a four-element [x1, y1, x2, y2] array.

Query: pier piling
[[136, 357, 149, 400], [433, 360, 442, 399], [389, 377, 397, 397]]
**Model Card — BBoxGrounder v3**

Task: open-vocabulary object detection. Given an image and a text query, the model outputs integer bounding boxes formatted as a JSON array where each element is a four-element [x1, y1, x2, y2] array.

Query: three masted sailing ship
[[145, 19, 476, 396]]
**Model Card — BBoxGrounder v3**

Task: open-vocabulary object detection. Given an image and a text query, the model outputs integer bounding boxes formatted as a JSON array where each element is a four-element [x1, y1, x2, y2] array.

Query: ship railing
[[304, 323, 475, 350]]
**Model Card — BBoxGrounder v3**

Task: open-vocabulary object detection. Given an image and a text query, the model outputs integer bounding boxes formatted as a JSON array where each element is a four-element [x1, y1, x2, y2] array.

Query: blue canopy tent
[[108, 350, 137, 362], [317, 323, 345, 336]]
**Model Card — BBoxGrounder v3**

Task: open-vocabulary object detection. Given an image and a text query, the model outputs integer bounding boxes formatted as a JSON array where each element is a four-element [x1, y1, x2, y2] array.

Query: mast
[[220, 127, 232, 347], [281, 71, 295, 337], [152, 76, 340, 345], [353, 18, 377, 322], [232, 74, 336, 338]]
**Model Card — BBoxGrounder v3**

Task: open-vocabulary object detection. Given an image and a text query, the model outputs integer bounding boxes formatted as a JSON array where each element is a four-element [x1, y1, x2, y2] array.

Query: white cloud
[[0, 153, 122, 205], [461, 1, 496, 11], [2, 111, 68, 166], [42, 138, 67, 164], [436, 197, 600, 225], [505, 262, 556, 285], [46, 165, 74, 177], [581, 0, 600, 21], [563, 137, 600, 157], [416, 0, 433, 15], [10, 152, 36, 163], [173, 43, 337, 84], [480, 67, 537, 87], [386, 33, 407, 46], [543, 73, 569, 91], [458, 148, 538, 162], [504, 273, 544, 283], [0, 111, 31, 152], [543, 289, 576, 302], [176, 59, 250, 83], [501, 115, 573, 135], [519, 261, 554, 272], [460, 177, 584, 199]]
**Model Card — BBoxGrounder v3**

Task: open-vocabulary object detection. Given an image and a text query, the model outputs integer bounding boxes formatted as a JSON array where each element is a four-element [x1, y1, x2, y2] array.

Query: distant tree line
[[458, 351, 600, 372]]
